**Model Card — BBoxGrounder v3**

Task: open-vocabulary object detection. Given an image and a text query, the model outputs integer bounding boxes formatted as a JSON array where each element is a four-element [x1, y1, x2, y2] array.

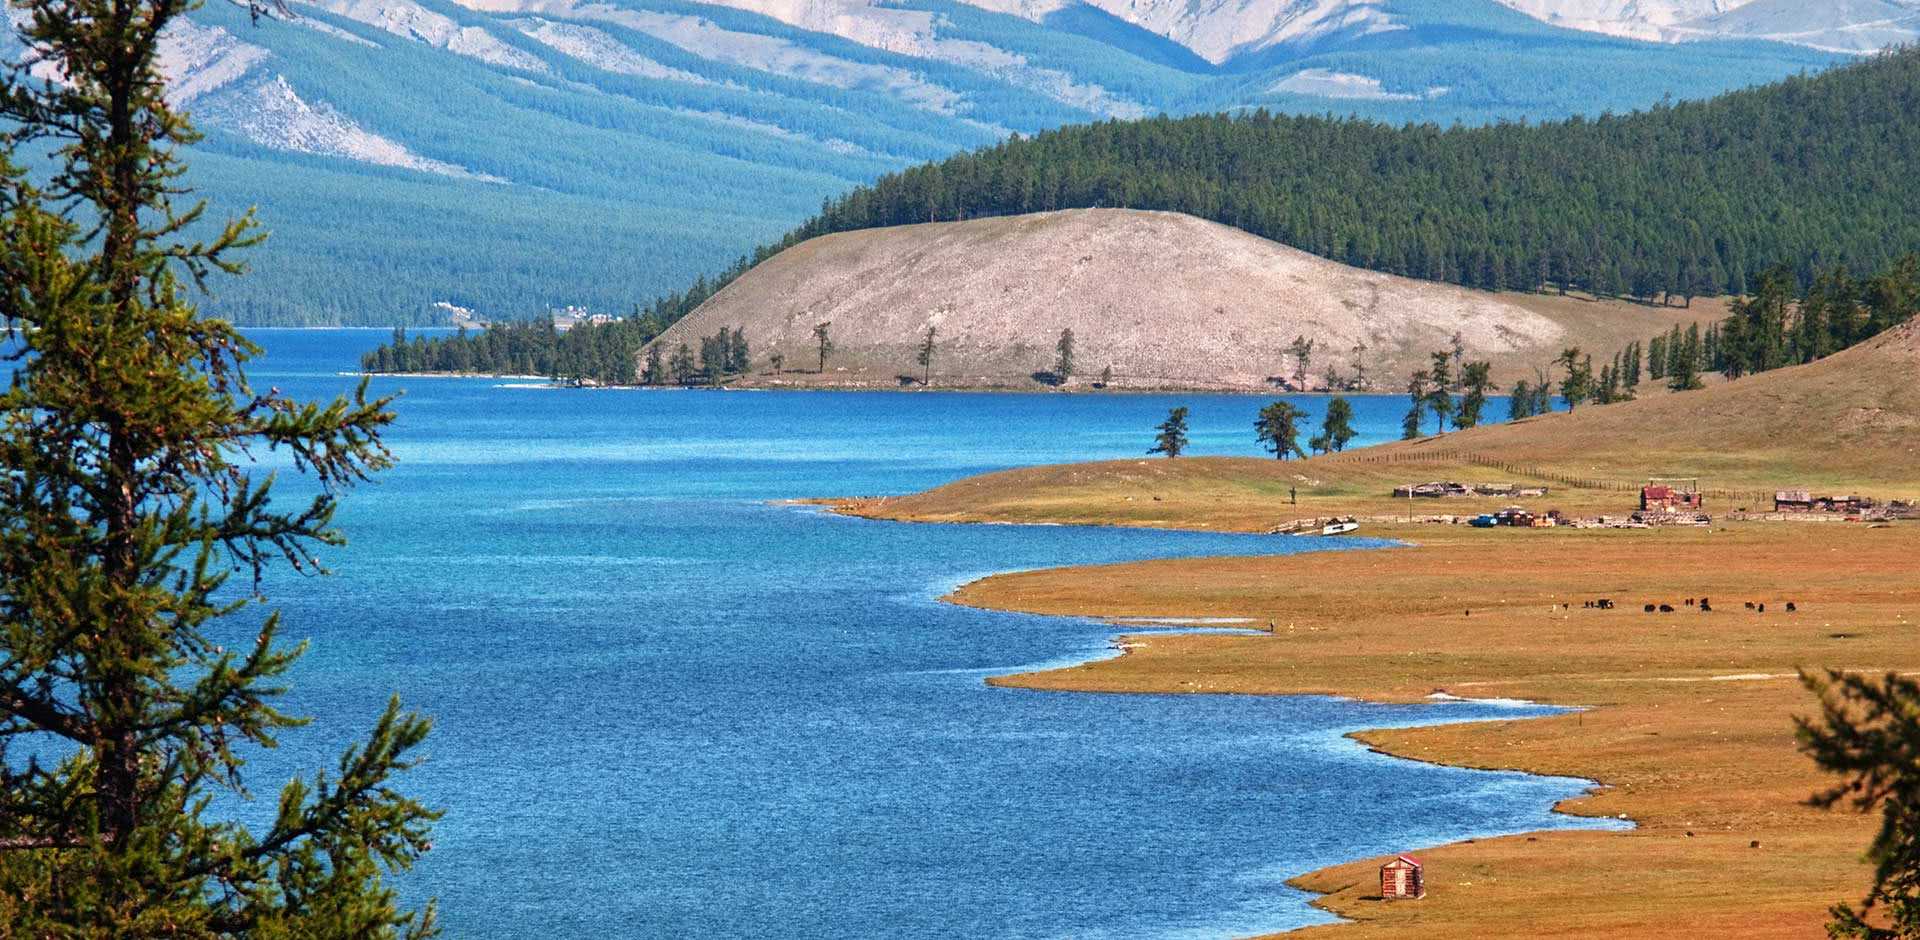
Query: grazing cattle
[[1745, 602, 1756, 610], [1644, 604, 1657, 613], [1700, 600, 1713, 612], [1686, 598, 1696, 607], [1702, 597, 1711, 608], [1786, 602, 1798, 613], [1659, 604, 1676, 613], [1758, 603, 1767, 613]]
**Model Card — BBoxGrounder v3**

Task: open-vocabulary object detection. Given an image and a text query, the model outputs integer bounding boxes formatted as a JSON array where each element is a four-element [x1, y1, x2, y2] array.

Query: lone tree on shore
[[813, 321, 834, 372], [770, 351, 785, 375], [1255, 401, 1308, 460], [916, 325, 938, 385], [1054, 328, 1075, 383], [1150, 407, 1190, 457], [1798, 669, 1920, 938], [1310, 397, 1358, 454], [0, 1, 437, 932]]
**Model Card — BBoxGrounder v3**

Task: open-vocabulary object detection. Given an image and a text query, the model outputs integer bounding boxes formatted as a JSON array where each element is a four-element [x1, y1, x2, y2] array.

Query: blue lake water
[[234, 329, 1622, 939]]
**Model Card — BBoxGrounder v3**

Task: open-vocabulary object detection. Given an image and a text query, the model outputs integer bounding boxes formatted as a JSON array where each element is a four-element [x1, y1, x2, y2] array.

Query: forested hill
[[679, 47, 1920, 312]]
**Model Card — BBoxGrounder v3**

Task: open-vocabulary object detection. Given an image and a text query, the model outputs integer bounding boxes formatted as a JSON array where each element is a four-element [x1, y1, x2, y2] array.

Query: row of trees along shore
[[1146, 399, 1357, 460], [366, 320, 1353, 392], [362, 255, 1914, 395]]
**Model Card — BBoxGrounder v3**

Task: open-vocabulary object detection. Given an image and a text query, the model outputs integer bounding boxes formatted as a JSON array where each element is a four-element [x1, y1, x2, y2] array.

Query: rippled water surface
[[238, 330, 1621, 939]]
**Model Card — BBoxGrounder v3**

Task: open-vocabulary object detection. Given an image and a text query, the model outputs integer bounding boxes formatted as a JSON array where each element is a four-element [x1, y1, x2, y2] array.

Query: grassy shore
[[827, 324, 1920, 936], [828, 447, 1920, 936]]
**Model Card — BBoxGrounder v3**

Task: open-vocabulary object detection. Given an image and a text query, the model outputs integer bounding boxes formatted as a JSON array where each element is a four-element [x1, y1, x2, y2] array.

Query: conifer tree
[[1455, 361, 1492, 429], [1402, 371, 1429, 441], [0, 0, 437, 932], [1288, 336, 1314, 389], [1531, 367, 1556, 415], [1149, 407, 1189, 458], [916, 326, 937, 386], [727, 327, 750, 374], [1424, 353, 1454, 434], [643, 343, 665, 384], [813, 321, 834, 372], [1798, 669, 1920, 939], [1669, 341, 1704, 391], [1557, 348, 1592, 412], [1254, 401, 1307, 460], [1509, 380, 1533, 420], [1309, 397, 1357, 454], [669, 342, 696, 384], [1054, 328, 1075, 383]]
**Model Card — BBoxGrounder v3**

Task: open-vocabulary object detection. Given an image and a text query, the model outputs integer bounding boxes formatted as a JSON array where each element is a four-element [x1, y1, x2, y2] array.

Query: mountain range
[[15, 0, 1904, 323]]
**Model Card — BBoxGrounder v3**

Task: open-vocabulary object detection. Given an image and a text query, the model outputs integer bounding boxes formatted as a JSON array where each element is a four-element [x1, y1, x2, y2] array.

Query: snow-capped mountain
[[1496, 0, 1920, 52], [0, 0, 1863, 323]]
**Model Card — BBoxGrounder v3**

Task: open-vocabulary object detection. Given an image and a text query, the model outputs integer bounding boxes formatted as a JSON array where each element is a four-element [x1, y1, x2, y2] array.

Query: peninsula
[[831, 319, 1920, 936]]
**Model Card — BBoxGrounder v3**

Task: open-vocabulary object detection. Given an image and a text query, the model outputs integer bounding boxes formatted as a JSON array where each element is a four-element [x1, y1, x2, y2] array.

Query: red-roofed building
[[1641, 483, 1703, 512]]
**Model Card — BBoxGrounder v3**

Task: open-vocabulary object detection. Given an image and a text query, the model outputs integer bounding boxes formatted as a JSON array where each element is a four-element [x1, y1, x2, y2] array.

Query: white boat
[[1321, 522, 1359, 536]]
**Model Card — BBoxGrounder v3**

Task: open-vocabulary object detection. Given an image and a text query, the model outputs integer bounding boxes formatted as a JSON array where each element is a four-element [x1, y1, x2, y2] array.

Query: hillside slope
[[1373, 317, 1920, 485], [732, 47, 1920, 328], [657, 208, 1715, 390]]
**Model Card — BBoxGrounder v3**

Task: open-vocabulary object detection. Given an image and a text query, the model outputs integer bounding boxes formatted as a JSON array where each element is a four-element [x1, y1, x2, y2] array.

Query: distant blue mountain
[[121, 0, 1846, 324]]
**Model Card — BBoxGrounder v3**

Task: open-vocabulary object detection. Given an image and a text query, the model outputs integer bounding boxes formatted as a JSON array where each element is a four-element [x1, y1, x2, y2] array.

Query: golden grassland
[[946, 523, 1920, 938], [824, 324, 1920, 936]]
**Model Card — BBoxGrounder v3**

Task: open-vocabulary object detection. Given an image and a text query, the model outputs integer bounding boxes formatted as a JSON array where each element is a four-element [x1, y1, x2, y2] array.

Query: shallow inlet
[[210, 329, 1625, 939]]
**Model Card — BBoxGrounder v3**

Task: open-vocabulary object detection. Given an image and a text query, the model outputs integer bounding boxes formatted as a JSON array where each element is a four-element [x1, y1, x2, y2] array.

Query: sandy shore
[[834, 486, 1919, 937]]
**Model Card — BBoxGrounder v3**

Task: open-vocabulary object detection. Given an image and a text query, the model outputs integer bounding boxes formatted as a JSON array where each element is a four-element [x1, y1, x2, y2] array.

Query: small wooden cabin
[[1380, 855, 1425, 901]]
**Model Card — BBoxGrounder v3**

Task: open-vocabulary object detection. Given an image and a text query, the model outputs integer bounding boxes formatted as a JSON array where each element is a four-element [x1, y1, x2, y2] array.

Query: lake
[[235, 329, 1621, 938]]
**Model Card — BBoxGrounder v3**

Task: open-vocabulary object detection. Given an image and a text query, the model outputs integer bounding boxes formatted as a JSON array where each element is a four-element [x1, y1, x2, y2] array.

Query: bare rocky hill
[[657, 208, 1718, 392]]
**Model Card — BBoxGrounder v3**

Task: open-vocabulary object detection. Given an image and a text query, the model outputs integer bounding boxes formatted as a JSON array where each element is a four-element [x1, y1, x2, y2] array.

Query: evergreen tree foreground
[[0, 0, 437, 933]]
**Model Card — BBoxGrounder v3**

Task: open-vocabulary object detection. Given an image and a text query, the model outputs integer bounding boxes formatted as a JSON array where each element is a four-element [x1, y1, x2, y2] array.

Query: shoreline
[[928, 552, 1631, 937], [351, 370, 1396, 397], [947, 563, 1632, 936], [844, 493, 1913, 936]]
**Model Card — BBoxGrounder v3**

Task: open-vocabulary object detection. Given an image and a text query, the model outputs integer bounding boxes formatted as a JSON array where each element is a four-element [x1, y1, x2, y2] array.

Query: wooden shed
[[1380, 855, 1425, 901]]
